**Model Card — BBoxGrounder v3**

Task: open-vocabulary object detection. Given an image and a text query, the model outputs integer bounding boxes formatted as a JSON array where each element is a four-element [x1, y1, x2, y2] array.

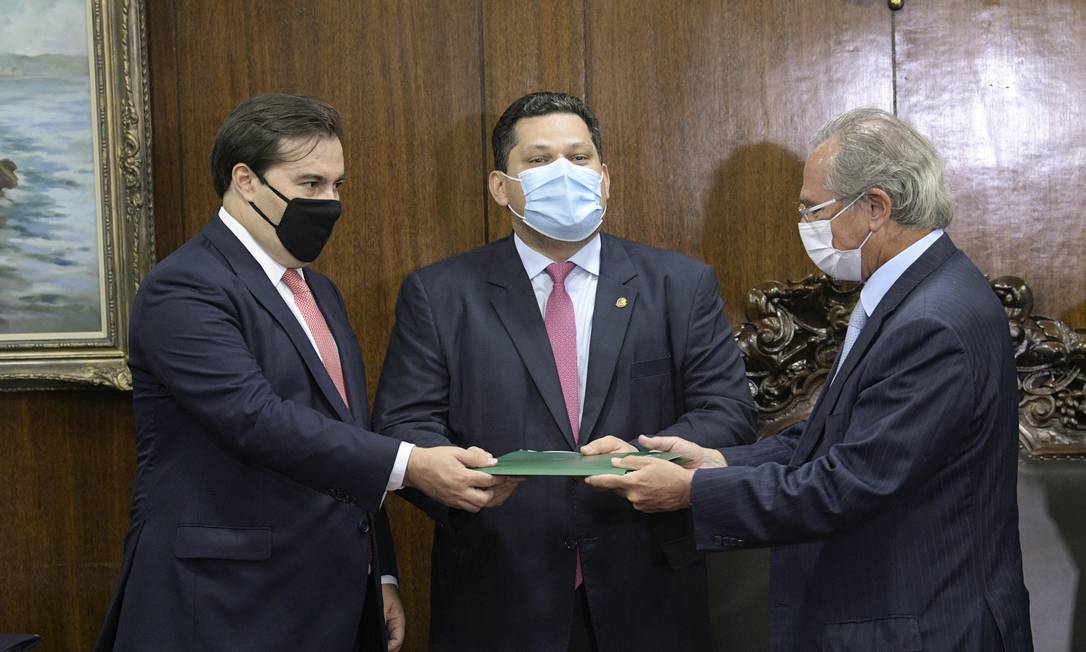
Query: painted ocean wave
[[0, 75, 103, 335]]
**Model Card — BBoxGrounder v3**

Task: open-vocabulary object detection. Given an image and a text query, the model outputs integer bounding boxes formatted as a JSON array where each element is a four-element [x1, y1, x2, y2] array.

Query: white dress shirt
[[218, 208, 410, 585], [513, 233, 601, 423], [859, 228, 945, 317]]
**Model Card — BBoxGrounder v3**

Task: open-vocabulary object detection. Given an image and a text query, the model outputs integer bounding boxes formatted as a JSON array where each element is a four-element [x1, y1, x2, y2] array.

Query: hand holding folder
[[473, 449, 686, 477]]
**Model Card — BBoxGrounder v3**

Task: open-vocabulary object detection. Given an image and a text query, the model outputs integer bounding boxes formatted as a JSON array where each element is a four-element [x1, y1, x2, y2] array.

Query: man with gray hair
[[584, 108, 1033, 649]]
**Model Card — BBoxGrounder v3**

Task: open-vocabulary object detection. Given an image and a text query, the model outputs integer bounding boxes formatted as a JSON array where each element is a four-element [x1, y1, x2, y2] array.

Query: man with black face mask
[[96, 93, 504, 652], [373, 91, 757, 651]]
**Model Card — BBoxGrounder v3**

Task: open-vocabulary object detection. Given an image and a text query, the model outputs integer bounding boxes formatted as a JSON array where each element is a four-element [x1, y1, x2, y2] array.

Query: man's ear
[[600, 163, 611, 201], [865, 188, 893, 231], [488, 170, 510, 207], [231, 163, 261, 202]]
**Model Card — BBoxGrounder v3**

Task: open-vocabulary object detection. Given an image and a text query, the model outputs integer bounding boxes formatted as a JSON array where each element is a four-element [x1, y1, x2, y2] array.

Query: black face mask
[[249, 175, 341, 263]]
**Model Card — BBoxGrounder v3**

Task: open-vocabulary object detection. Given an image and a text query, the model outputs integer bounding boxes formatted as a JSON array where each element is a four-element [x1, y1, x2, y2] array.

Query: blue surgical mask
[[500, 157, 606, 242]]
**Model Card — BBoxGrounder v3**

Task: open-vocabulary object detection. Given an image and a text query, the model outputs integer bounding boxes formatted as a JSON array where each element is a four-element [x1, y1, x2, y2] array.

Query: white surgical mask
[[500, 157, 606, 242], [797, 192, 871, 282]]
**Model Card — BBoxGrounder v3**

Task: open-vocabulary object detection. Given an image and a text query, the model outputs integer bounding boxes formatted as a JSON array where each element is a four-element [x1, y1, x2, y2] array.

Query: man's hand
[[483, 476, 526, 508], [583, 456, 696, 513], [638, 435, 727, 469], [402, 446, 501, 512], [382, 583, 406, 652], [580, 435, 638, 456]]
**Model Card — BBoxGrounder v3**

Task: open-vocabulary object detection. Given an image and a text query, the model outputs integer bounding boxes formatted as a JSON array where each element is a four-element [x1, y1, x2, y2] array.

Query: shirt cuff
[[385, 442, 415, 492], [381, 574, 398, 586]]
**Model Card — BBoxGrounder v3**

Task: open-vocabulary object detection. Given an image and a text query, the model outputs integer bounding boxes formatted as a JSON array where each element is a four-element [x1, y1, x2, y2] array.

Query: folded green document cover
[[475, 450, 685, 476]]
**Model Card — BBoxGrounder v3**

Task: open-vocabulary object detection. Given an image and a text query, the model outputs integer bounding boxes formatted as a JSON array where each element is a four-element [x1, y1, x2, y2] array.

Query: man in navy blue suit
[[96, 93, 503, 652], [587, 108, 1033, 650], [373, 92, 757, 651]]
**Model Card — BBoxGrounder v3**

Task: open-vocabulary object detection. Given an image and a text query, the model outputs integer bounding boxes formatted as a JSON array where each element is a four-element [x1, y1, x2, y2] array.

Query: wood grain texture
[[147, 0, 185, 257], [0, 390, 135, 649], [482, 0, 586, 241], [895, 0, 1086, 327], [586, 0, 894, 326]]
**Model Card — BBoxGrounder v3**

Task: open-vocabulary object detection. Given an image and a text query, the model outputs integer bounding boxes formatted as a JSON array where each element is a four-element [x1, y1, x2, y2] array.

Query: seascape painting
[[0, 0, 105, 339]]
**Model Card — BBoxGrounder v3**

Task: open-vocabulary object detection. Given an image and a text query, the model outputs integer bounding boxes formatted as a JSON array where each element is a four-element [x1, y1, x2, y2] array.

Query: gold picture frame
[[0, 0, 153, 390]]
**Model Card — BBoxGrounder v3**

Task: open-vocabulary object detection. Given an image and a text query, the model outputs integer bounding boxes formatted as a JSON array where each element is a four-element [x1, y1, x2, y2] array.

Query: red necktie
[[281, 269, 350, 408], [544, 261, 583, 588]]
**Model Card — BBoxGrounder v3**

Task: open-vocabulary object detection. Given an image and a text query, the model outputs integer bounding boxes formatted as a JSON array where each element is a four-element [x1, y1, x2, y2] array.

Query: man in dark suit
[[372, 91, 757, 651], [587, 108, 1033, 650], [96, 93, 502, 652]]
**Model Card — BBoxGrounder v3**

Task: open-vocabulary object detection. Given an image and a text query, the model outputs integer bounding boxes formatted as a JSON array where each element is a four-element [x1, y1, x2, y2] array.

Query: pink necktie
[[544, 262, 581, 442], [544, 261, 583, 588], [282, 269, 350, 409]]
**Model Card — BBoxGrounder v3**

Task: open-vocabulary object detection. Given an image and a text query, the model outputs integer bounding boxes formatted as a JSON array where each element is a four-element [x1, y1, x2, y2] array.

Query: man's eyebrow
[[520, 141, 593, 153]]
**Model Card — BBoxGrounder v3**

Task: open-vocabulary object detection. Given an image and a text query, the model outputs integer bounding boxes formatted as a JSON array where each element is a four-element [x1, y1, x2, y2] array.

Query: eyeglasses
[[797, 192, 865, 223], [797, 197, 838, 223]]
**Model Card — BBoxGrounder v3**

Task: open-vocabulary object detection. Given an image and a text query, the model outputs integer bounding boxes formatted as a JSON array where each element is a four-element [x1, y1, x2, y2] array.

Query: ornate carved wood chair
[[709, 274, 1086, 651]]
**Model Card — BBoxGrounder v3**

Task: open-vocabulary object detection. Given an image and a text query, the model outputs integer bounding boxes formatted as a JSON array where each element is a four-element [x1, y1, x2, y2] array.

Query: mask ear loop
[[495, 170, 530, 224], [249, 169, 291, 229], [254, 171, 291, 203], [827, 191, 873, 251]]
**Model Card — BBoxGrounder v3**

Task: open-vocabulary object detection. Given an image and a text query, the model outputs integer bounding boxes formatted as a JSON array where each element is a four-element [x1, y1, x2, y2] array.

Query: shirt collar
[[513, 233, 601, 279], [218, 206, 300, 286], [859, 229, 944, 316]]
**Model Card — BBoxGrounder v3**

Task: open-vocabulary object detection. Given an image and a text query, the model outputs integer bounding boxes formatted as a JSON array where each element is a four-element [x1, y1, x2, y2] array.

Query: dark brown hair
[[491, 92, 603, 173], [209, 93, 342, 197]]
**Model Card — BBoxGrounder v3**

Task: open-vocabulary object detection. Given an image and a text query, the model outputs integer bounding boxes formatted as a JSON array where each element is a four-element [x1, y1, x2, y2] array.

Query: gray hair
[[812, 108, 953, 230]]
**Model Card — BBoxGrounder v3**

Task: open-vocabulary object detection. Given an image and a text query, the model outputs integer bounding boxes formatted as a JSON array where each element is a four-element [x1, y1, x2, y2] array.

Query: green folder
[[474, 450, 685, 476]]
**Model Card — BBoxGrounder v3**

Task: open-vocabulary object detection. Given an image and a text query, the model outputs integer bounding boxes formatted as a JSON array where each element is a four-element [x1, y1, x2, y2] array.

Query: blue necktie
[[831, 301, 868, 385]]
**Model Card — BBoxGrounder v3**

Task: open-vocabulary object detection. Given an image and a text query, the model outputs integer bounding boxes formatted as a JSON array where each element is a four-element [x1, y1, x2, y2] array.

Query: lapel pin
[[615, 297, 628, 308]]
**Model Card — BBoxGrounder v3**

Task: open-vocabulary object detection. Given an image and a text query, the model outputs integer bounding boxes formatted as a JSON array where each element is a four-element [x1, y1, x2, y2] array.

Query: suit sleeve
[[371, 272, 457, 523], [133, 270, 400, 513], [721, 420, 806, 467], [691, 317, 973, 549], [373, 271, 455, 448], [651, 266, 757, 447]]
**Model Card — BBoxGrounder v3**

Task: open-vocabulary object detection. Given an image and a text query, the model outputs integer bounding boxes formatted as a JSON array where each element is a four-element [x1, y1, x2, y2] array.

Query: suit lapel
[[202, 218, 354, 424], [580, 235, 638, 441], [790, 234, 959, 464], [487, 238, 578, 448]]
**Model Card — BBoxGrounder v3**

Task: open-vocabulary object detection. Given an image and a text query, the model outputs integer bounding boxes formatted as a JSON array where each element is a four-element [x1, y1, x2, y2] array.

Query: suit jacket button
[[358, 520, 370, 535]]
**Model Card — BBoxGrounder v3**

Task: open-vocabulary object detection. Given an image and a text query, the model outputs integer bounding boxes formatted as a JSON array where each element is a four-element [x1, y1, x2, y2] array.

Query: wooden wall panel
[[147, 0, 185, 257], [895, 0, 1086, 327], [0, 391, 135, 649], [586, 0, 895, 325], [482, 0, 586, 241]]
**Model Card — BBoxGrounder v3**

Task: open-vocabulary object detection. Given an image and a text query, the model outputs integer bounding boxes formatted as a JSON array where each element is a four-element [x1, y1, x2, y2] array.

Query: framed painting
[[0, 0, 153, 390]]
